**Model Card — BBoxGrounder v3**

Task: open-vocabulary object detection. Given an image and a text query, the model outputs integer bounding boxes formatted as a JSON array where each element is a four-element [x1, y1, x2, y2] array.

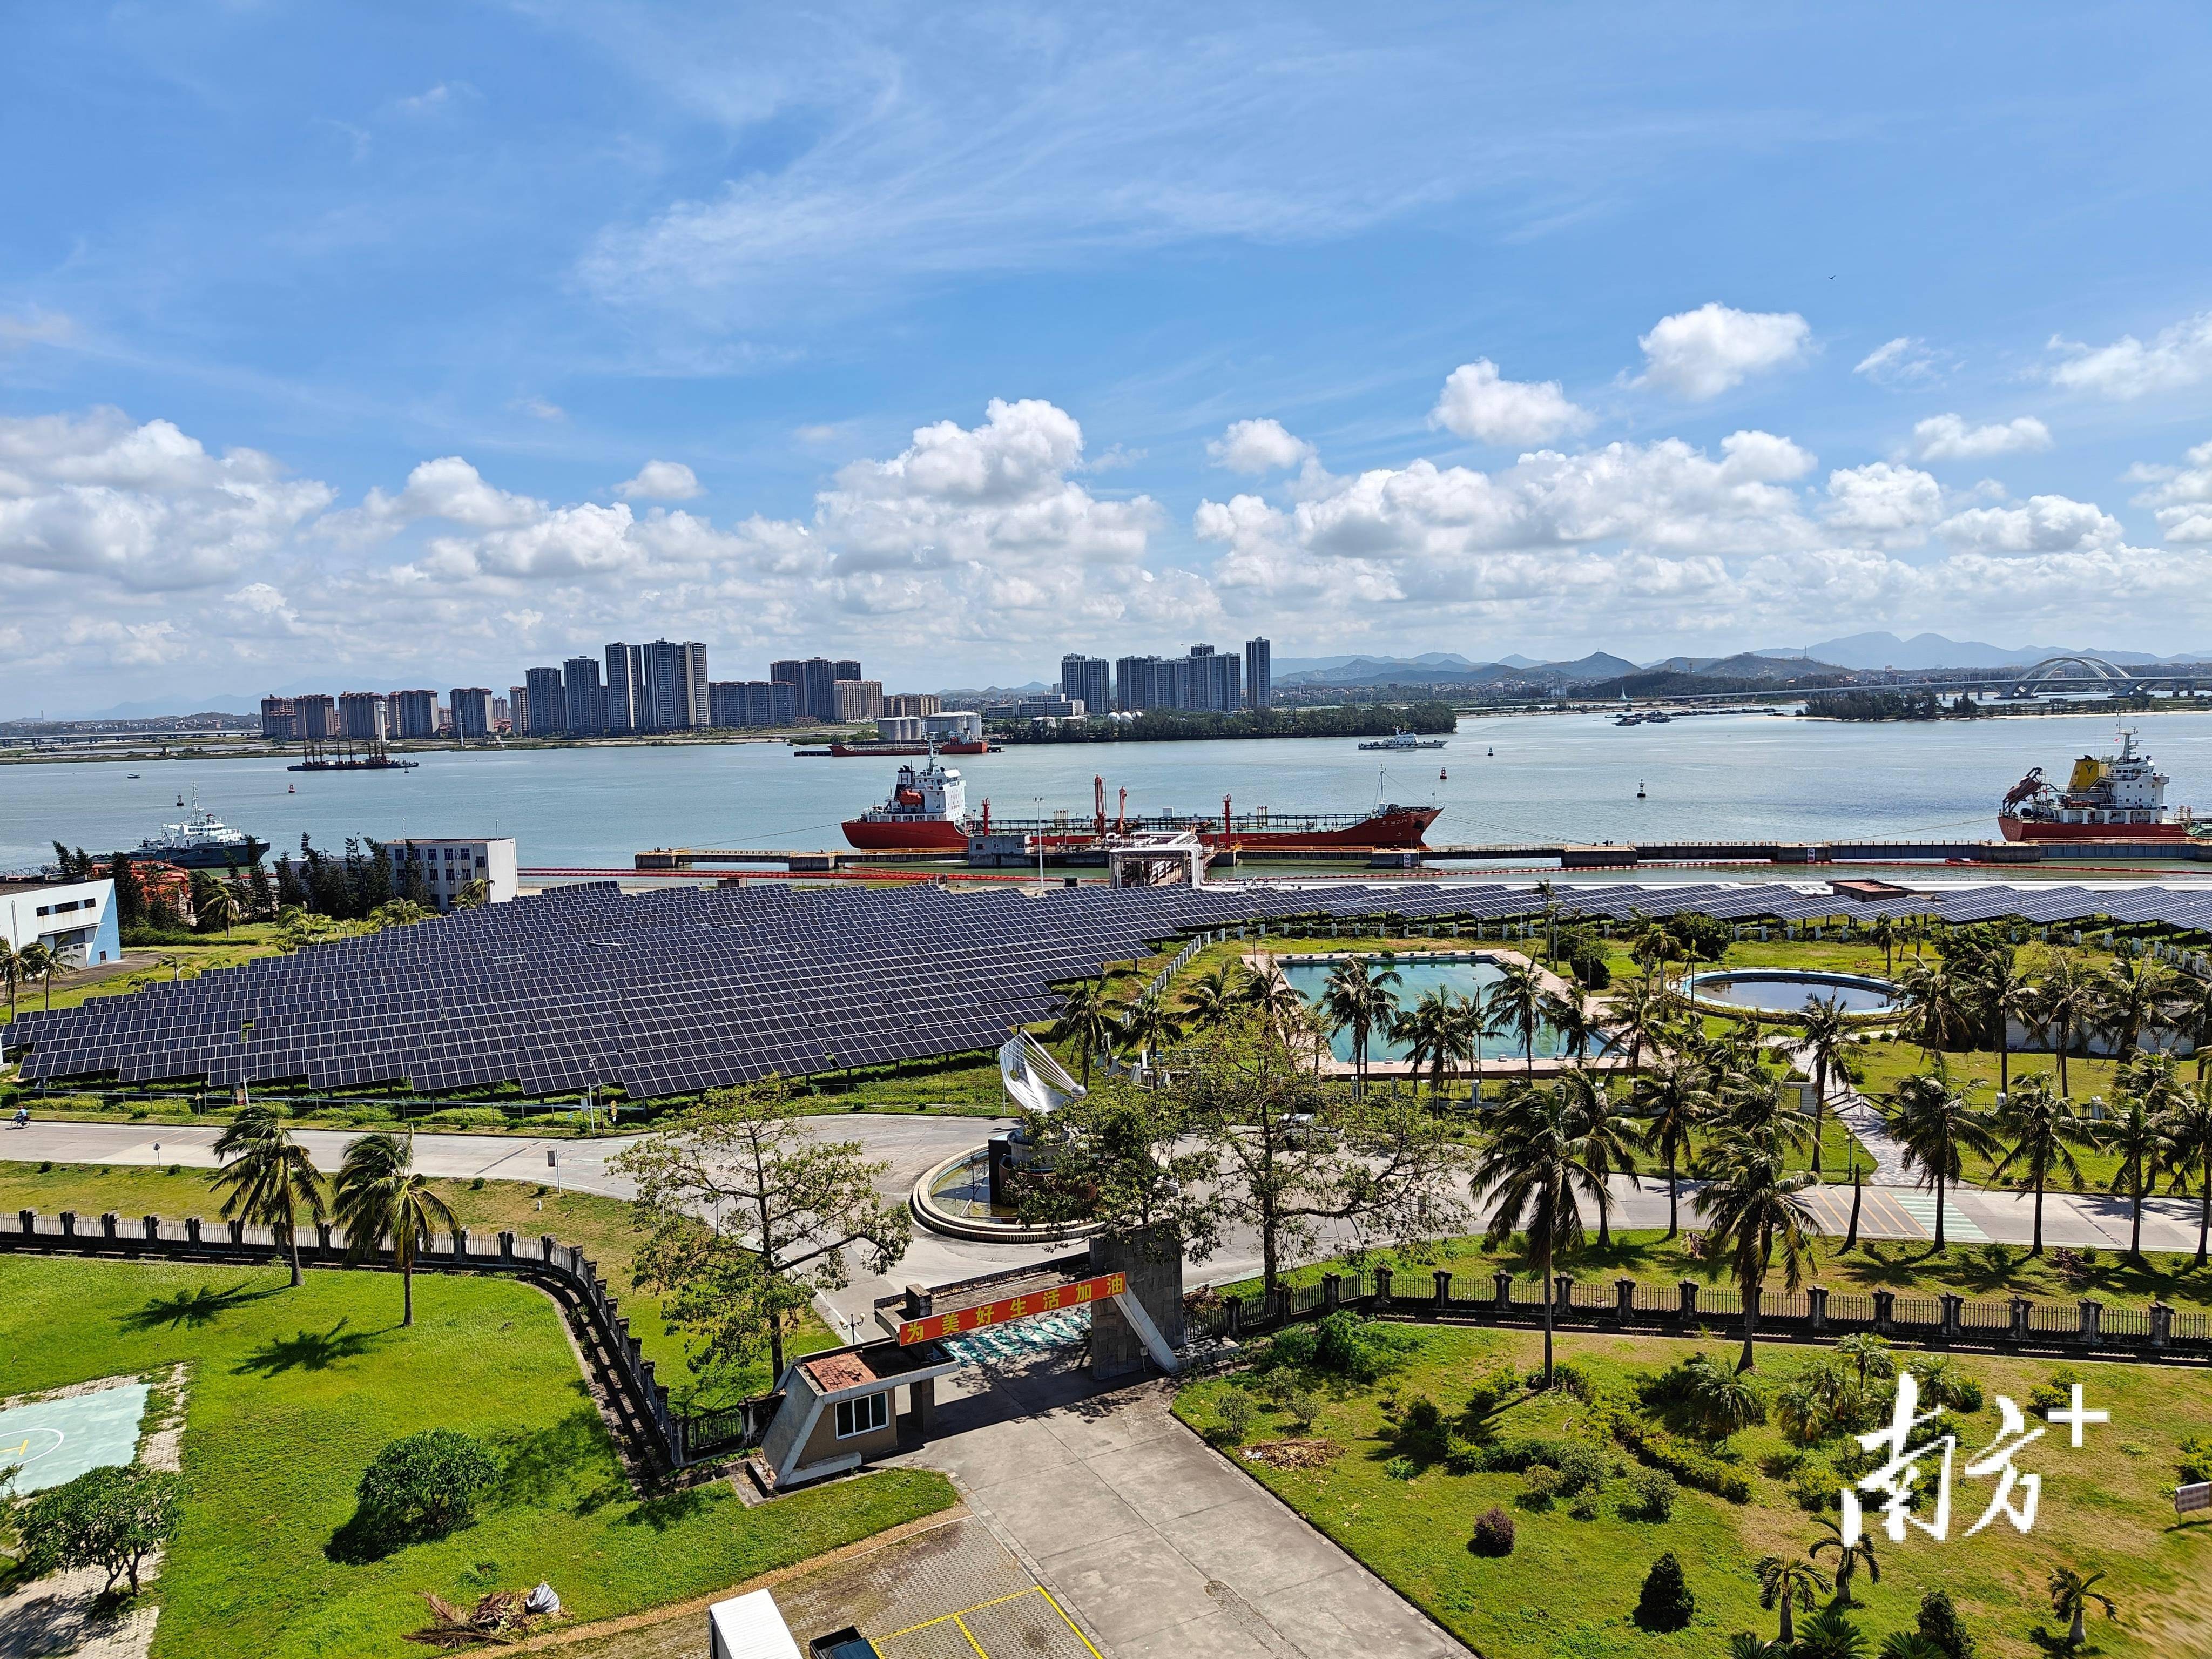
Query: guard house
[[756, 1339, 961, 1492]]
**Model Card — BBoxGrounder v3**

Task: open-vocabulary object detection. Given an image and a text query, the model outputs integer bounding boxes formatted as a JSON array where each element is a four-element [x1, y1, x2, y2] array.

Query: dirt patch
[[1240, 1437, 1341, 1471]]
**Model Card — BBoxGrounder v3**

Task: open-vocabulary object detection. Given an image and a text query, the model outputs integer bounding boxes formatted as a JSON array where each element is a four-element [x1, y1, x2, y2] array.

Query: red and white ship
[[1998, 730, 2201, 841], [841, 755, 1442, 853]]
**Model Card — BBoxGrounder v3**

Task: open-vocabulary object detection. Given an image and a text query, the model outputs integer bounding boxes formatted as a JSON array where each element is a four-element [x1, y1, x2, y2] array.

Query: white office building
[[383, 838, 520, 913], [2, 878, 122, 968]]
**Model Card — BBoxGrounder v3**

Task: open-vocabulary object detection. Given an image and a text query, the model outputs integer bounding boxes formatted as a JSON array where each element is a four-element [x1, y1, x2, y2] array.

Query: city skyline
[[7, 7, 2212, 714]]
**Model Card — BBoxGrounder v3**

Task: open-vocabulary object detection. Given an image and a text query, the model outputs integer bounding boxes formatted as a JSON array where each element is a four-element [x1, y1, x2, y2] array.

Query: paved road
[[6, 1116, 2210, 1299]]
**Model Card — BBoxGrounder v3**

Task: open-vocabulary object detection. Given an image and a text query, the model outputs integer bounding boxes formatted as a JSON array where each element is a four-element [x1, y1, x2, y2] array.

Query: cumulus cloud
[[2047, 310, 2212, 399], [1208, 418, 1313, 475], [1911, 413, 2053, 462], [1636, 303, 1811, 399], [1823, 462, 1943, 536], [2130, 438, 2212, 543], [615, 460, 703, 501], [1938, 494, 2122, 555], [1853, 336, 1942, 386], [1428, 359, 1589, 445]]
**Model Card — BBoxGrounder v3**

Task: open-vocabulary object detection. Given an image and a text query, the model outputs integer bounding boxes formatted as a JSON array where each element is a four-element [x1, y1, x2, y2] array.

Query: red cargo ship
[[841, 757, 1441, 853], [1998, 729, 2201, 841]]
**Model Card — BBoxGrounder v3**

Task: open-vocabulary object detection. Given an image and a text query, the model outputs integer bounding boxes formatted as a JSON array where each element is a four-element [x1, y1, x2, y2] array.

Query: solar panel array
[[9, 877, 2212, 1100]]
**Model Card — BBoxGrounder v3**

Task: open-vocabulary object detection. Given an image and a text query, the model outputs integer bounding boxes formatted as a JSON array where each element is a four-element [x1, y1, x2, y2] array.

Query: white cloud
[[1853, 336, 1941, 386], [2132, 437, 2212, 543], [1823, 462, 1943, 536], [0, 307, 75, 349], [510, 397, 567, 422], [2047, 309, 2212, 399], [1428, 359, 1589, 445], [1938, 493, 2122, 555], [1635, 303, 1811, 399], [1911, 413, 2053, 462], [615, 460, 703, 501], [1208, 419, 1314, 475]]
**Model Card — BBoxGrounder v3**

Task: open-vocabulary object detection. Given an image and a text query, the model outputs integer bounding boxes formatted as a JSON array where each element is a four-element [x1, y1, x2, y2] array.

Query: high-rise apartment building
[[771, 657, 839, 722], [1060, 654, 1110, 718], [603, 642, 642, 733], [259, 696, 296, 741], [563, 655, 606, 735], [1114, 647, 1239, 712], [1243, 637, 1272, 710], [293, 693, 338, 740], [635, 639, 708, 731], [884, 693, 941, 718], [523, 666, 565, 736], [1115, 655, 1166, 711], [679, 641, 710, 727], [449, 687, 494, 739], [833, 660, 862, 682], [493, 694, 511, 732], [338, 692, 388, 742], [708, 680, 797, 728], [832, 679, 884, 721], [390, 689, 438, 739]]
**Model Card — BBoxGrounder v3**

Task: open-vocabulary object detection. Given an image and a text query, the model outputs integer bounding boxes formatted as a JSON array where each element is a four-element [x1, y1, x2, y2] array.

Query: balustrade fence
[[0, 1206, 777, 1471], [1186, 1263, 2212, 1363]]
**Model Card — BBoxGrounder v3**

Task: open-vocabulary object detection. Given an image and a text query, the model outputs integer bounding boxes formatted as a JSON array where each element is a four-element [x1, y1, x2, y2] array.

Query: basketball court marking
[[0, 1381, 149, 1497], [877, 1585, 1103, 1659]]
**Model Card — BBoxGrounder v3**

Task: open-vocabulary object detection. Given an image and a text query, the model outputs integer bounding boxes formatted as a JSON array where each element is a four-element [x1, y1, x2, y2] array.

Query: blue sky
[[5, 2, 2212, 712]]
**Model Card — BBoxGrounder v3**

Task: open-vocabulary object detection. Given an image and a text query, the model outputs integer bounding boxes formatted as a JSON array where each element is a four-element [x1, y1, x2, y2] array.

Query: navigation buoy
[[1487, 746, 1494, 757], [1439, 767, 1447, 780], [1637, 779, 1647, 799]]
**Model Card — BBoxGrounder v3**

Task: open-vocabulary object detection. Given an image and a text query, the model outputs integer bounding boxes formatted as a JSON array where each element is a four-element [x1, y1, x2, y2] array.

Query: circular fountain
[[1681, 968, 1899, 1016]]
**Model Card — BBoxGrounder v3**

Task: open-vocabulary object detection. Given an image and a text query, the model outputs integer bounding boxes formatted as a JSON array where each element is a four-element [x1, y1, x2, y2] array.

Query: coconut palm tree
[[2161, 1079, 2212, 1268], [1989, 1075, 2087, 1256], [331, 1131, 458, 1327], [1608, 972, 1674, 1088], [1485, 959, 1552, 1081], [198, 883, 239, 937], [2045, 1566, 2116, 1651], [1241, 961, 1309, 1037], [1630, 914, 1681, 973], [1871, 914, 1897, 977], [1835, 1332, 1898, 1392], [1318, 956, 1399, 1095], [1728, 1637, 1791, 1659], [1636, 1058, 1712, 1239], [1178, 961, 1249, 1031], [1755, 1554, 1830, 1647], [2036, 952, 2100, 1097], [1975, 949, 2041, 1101], [1050, 974, 1123, 1086], [1556, 1065, 1637, 1247], [1894, 958, 1972, 1057], [1797, 994, 1854, 1178], [1809, 1513, 1881, 1606], [453, 876, 491, 910], [0, 940, 21, 1023], [209, 1105, 327, 1287], [1116, 987, 1183, 1082], [1395, 987, 1474, 1105], [2100, 957, 2179, 1060], [1695, 1134, 1818, 1371], [2174, 972, 2212, 1084], [17, 942, 63, 1011], [2096, 1077, 2174, 1263], [1883, 1073, 1998, 1252], [1470, 1083, 1611, 1384]]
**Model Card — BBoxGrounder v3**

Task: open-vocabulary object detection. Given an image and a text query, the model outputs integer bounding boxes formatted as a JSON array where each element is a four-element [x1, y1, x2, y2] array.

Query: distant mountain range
[[1758, 633, 2212, 671], [1273, 652, 1638, 688]]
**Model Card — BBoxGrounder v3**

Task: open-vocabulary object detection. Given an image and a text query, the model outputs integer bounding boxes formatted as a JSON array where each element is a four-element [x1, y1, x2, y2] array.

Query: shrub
[[1468, 1506, 1515, 1557], [1392, 1396, 1448, 1460], [2179, 1431, 2212, 1486], [1216, 1392, 1257, 1443], [1310, 1311, 1412, 1381], [1914, 1588, 1977, 1659], [2028, 1365, 2085, 1415], [1633, 1552, 1695, 1632], [1519, 1464, 1561, 1508], [1383, 1456, 1417, 1481], [1567, 1491, 1601, 1520], [1549, 1441, 1613, 1497], [1281, 1386, 1321, 1432], [1791, 1467, 1838, 1513], [1613, 1420, 1752, 1503], [356, 1430, 502, 1545], [1621, 1467, 1676, 1521], [1913, 1358, 1983, 1414], [1264, 1325, 1318, 1370], [13, 1467, 181, 1595], [1464, 1364, 1521, 1417]]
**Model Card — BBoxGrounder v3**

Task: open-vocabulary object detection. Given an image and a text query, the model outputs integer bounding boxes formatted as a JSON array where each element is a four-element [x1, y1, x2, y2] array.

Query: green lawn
[[1175, 1324, 2212, 1658], [0, 1162, 839, 1412], [0, 1256, 955, 1658], [1210, 1225, 2212, 1313]]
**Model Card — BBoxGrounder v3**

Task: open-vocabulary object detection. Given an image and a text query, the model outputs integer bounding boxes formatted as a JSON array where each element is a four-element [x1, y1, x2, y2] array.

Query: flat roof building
[[383, 838, 518, 913], [1, 877, 120, 969]]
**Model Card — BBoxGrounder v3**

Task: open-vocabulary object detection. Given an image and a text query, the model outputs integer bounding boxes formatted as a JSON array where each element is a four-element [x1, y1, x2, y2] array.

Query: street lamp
[[1032, 795, 1046, 885]]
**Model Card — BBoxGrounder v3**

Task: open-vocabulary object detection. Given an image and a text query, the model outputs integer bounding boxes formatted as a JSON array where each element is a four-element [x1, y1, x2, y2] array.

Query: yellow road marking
[[1037, 1588, 1105, 1659], [884, 1589, 1042, 1640], [950, 1614, 989, 1658]]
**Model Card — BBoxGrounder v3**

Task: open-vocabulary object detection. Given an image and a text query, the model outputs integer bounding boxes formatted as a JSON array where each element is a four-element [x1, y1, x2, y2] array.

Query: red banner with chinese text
[[897, 1271, 1128, 1345]]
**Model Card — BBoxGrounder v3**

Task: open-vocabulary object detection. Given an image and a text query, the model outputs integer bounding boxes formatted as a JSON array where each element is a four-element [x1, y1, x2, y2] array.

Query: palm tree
[[1975, 949, 2040, 1100], [210, 1105, 327, 1287], [2045, 1566, 2116, 1651], [2036, 952, 2099, 1097], [1533, 878, 1560, 962], [1116, 987, 1183, 1082], [1395, 987, 1472, 1105], [199, 883, 239, 937], [1050, 974, 1123, 1086], [1485, 959, 1552, 1081], [2100, 957, 2179, 1060], [17, 942, 63, 1011], [2174, 972, 2212, 1083], [1809, 1513, 1881, 1606], [1755, 1554, 1830, 1647], [1728, 1637, 1791, 1659], [1609, 972, 1674, 1087], [453, 876, 491, 909], [1550, 992, 1600, 1067], [1877, 1635, 1943, 1659], [1989, 1075, 2086, 1256], [1242, 962, 1309, 1037], [1636, 1058, 1712, 1238], [2096, 1086, 2171, 1263], [1557, 1066, 1638, 1247], [1695, 1135, 1818, 1371], [1871, 914, 1897, 976], [1319, 956, 1399, 1094], [1791, 1607, 1870, 1659], [1883, 1073, 1998, 1251], [1894, 959, 1972, 1057], [1178, 961, 1250, 1031], [331, 1131, 459, 1327], [1629, 912, 1680, 973], [1797, 994, 1853, 1177], [2162, 1080, 2212, 1267], [0, 940, 20, 1023], [1470, 1084, 1611, 1384]]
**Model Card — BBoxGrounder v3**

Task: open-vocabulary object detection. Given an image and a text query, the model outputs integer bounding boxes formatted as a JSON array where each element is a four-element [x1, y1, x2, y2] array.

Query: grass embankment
[[1209, 1225, 2212, 1313], [1175, 1325, 2212, 1658], [0, 1162, 838, 1411], [0, 1256, 955, 1659]]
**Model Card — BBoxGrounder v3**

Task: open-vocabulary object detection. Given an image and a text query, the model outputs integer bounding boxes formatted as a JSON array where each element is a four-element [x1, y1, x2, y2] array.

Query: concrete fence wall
[[0, 1207, 763, 1471]]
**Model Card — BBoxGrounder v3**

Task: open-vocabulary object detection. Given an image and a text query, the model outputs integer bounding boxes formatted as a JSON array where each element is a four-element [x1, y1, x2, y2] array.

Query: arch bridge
[[2008, 654, 2141, 693]]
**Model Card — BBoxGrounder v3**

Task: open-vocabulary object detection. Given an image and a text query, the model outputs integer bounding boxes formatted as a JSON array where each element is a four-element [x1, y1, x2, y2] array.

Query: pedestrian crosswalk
[[1889, 1189, 1989, 1244]]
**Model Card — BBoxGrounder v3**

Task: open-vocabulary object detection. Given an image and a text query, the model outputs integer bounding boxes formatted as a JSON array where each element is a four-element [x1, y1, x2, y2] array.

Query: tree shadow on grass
[[232, 1318, 383, 1377], [120, 1280, 282, 1332], [621, 1488, 713, 1532], [491, 1405, 626, 1516]]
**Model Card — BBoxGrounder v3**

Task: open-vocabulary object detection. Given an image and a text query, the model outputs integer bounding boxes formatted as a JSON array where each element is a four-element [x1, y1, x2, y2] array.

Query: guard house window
[[834, 1393, 888, 1439]]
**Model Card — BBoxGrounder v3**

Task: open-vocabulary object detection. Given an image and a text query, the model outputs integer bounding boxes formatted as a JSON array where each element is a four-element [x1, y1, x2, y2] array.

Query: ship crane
[[2002, 767, 2047, 810]]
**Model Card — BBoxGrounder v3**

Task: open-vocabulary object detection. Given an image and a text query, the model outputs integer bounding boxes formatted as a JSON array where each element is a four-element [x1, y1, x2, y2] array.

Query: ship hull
[[821, 741, 990, 757], [120, 839, 271, 868], [841, 805, 1442, 853], [1999, 816, 2194, 843]]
